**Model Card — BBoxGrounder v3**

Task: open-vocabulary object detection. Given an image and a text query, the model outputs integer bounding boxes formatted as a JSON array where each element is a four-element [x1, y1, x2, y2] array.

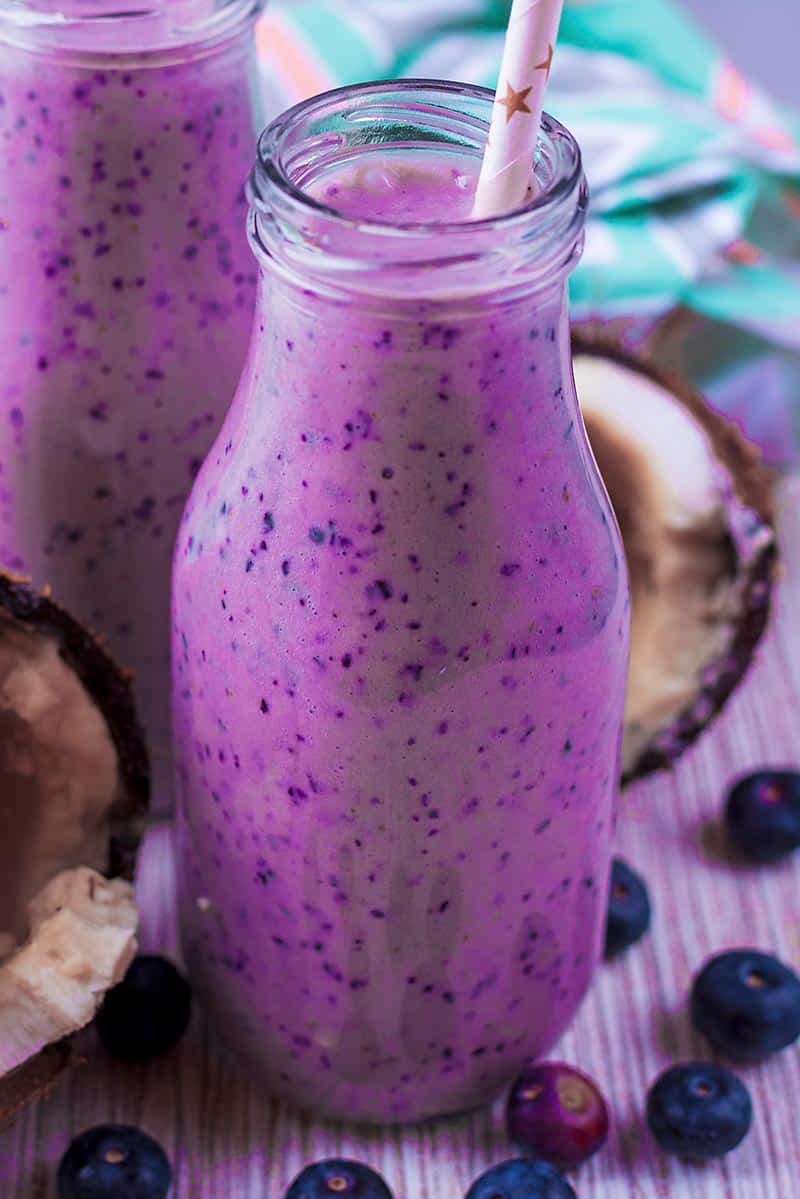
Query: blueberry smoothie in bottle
[[173, 82, 631, 1123], [0, 1, 263, 797]]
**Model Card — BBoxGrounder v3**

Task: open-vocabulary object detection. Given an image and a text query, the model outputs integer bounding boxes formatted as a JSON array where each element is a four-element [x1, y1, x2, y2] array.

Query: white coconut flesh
[[0, 611, 138, 1079], [574, 354, 774, 778]]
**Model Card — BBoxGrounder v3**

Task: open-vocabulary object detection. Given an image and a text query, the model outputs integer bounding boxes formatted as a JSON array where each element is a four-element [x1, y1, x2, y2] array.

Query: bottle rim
[[248, 79, 588, 301], [0, 0, 264, 59]]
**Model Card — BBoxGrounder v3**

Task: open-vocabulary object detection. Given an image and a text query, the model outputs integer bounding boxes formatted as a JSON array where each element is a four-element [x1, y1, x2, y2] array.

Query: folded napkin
[[255, 0, 800, 467]]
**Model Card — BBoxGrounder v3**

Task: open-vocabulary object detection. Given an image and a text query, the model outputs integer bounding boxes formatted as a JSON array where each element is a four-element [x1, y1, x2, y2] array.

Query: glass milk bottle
[[173, 81, 631, 1123], [0, 0, 264, 800]]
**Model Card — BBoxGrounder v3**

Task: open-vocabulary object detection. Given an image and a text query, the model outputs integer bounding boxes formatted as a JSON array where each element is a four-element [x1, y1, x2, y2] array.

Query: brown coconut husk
[[572, 331, 776, 784]]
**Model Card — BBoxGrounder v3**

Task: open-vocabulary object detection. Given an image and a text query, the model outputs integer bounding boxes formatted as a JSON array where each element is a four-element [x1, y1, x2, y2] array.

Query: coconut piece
[[0, 869, 138, 1075], [572, 334, 776, 783], [0, 570, 148, 1127]]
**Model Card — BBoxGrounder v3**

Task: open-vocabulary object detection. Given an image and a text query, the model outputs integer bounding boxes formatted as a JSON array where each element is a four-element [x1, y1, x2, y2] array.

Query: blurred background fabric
[[681, 0, 797, 108], [254, 0, 800, 469]]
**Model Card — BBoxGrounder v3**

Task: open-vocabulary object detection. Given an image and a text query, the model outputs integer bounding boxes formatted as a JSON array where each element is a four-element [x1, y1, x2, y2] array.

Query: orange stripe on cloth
[[753, 125, 798, 154], [714, 59, 749, 122], [255, 11, 333, 103]]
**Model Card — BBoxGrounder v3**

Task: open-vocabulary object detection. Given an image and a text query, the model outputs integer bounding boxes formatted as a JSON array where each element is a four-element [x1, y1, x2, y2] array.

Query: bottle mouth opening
[[253, 79, 585, 238], [0, 0, 264, 57]]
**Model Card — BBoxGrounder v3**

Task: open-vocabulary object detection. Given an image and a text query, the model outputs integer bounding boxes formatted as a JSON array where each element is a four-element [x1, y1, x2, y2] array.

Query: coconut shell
[[0, 1042, 74, 1131], [572, 330, 777, 784], [0, 570, 149, 1129]]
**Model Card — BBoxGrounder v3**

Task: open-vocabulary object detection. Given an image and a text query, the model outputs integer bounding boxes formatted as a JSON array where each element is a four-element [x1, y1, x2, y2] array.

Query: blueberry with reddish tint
[[58, 1125, 172, 1199], [725, 770, 800, 863], [507, 1062, 609, 1169], [646, 1062, 752, 1159], [285, 1159, 393, 1199], [604, 858, 651, 958], [96, 955, 191, 1062], [691, 949, 800, 1061], [465, 1158, 576, 1199]]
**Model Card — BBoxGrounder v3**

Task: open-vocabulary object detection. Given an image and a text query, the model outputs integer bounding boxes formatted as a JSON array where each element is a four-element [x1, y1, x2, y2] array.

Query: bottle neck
[[0, 0, 264, 60], [248, 81, 588, 309]]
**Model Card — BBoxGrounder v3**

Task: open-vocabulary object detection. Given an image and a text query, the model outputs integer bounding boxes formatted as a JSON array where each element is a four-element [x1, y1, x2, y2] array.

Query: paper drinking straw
[[472, 0, 565, 220]]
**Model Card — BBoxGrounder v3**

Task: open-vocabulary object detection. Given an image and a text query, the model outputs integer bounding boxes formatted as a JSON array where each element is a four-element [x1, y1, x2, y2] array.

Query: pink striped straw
[[472, 0, 565, 220]]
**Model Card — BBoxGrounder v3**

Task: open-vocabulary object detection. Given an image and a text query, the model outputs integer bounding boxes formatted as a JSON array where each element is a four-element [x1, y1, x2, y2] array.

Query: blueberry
[[691, 948, 800, 1060], [646, 1062, 752, 1159], [604, 858, 651, 958], [464, 1158, 576, 1199], [58, 1125, 172, 1199], [507, 1062, 609, 1168], [285, 1159, 393, 1199], [96, 955, 191, 1062], [725, 770, 800, 863]]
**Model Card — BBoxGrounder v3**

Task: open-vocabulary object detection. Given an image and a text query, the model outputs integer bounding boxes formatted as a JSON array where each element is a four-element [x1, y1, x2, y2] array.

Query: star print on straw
[[497, 81, 533, 124], [535, 42, 554, 80]]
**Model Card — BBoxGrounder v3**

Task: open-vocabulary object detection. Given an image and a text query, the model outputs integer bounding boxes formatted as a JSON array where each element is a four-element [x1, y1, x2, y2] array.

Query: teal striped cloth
[[255, 1, 800, 466]]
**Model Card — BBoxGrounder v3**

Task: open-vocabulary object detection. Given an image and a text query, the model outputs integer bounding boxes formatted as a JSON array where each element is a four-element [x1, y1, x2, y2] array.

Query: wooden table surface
[[2, 478, 799, 1199]]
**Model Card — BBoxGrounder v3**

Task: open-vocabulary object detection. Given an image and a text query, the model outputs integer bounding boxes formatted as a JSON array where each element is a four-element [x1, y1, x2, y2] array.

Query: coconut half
[[573, 334, 777, 784], [0, 571, 148, 1128]]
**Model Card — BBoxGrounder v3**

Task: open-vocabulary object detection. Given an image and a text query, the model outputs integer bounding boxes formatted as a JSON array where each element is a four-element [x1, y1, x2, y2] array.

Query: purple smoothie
[[173, 86, 630, 1123], [0, 2, 262, 794]]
